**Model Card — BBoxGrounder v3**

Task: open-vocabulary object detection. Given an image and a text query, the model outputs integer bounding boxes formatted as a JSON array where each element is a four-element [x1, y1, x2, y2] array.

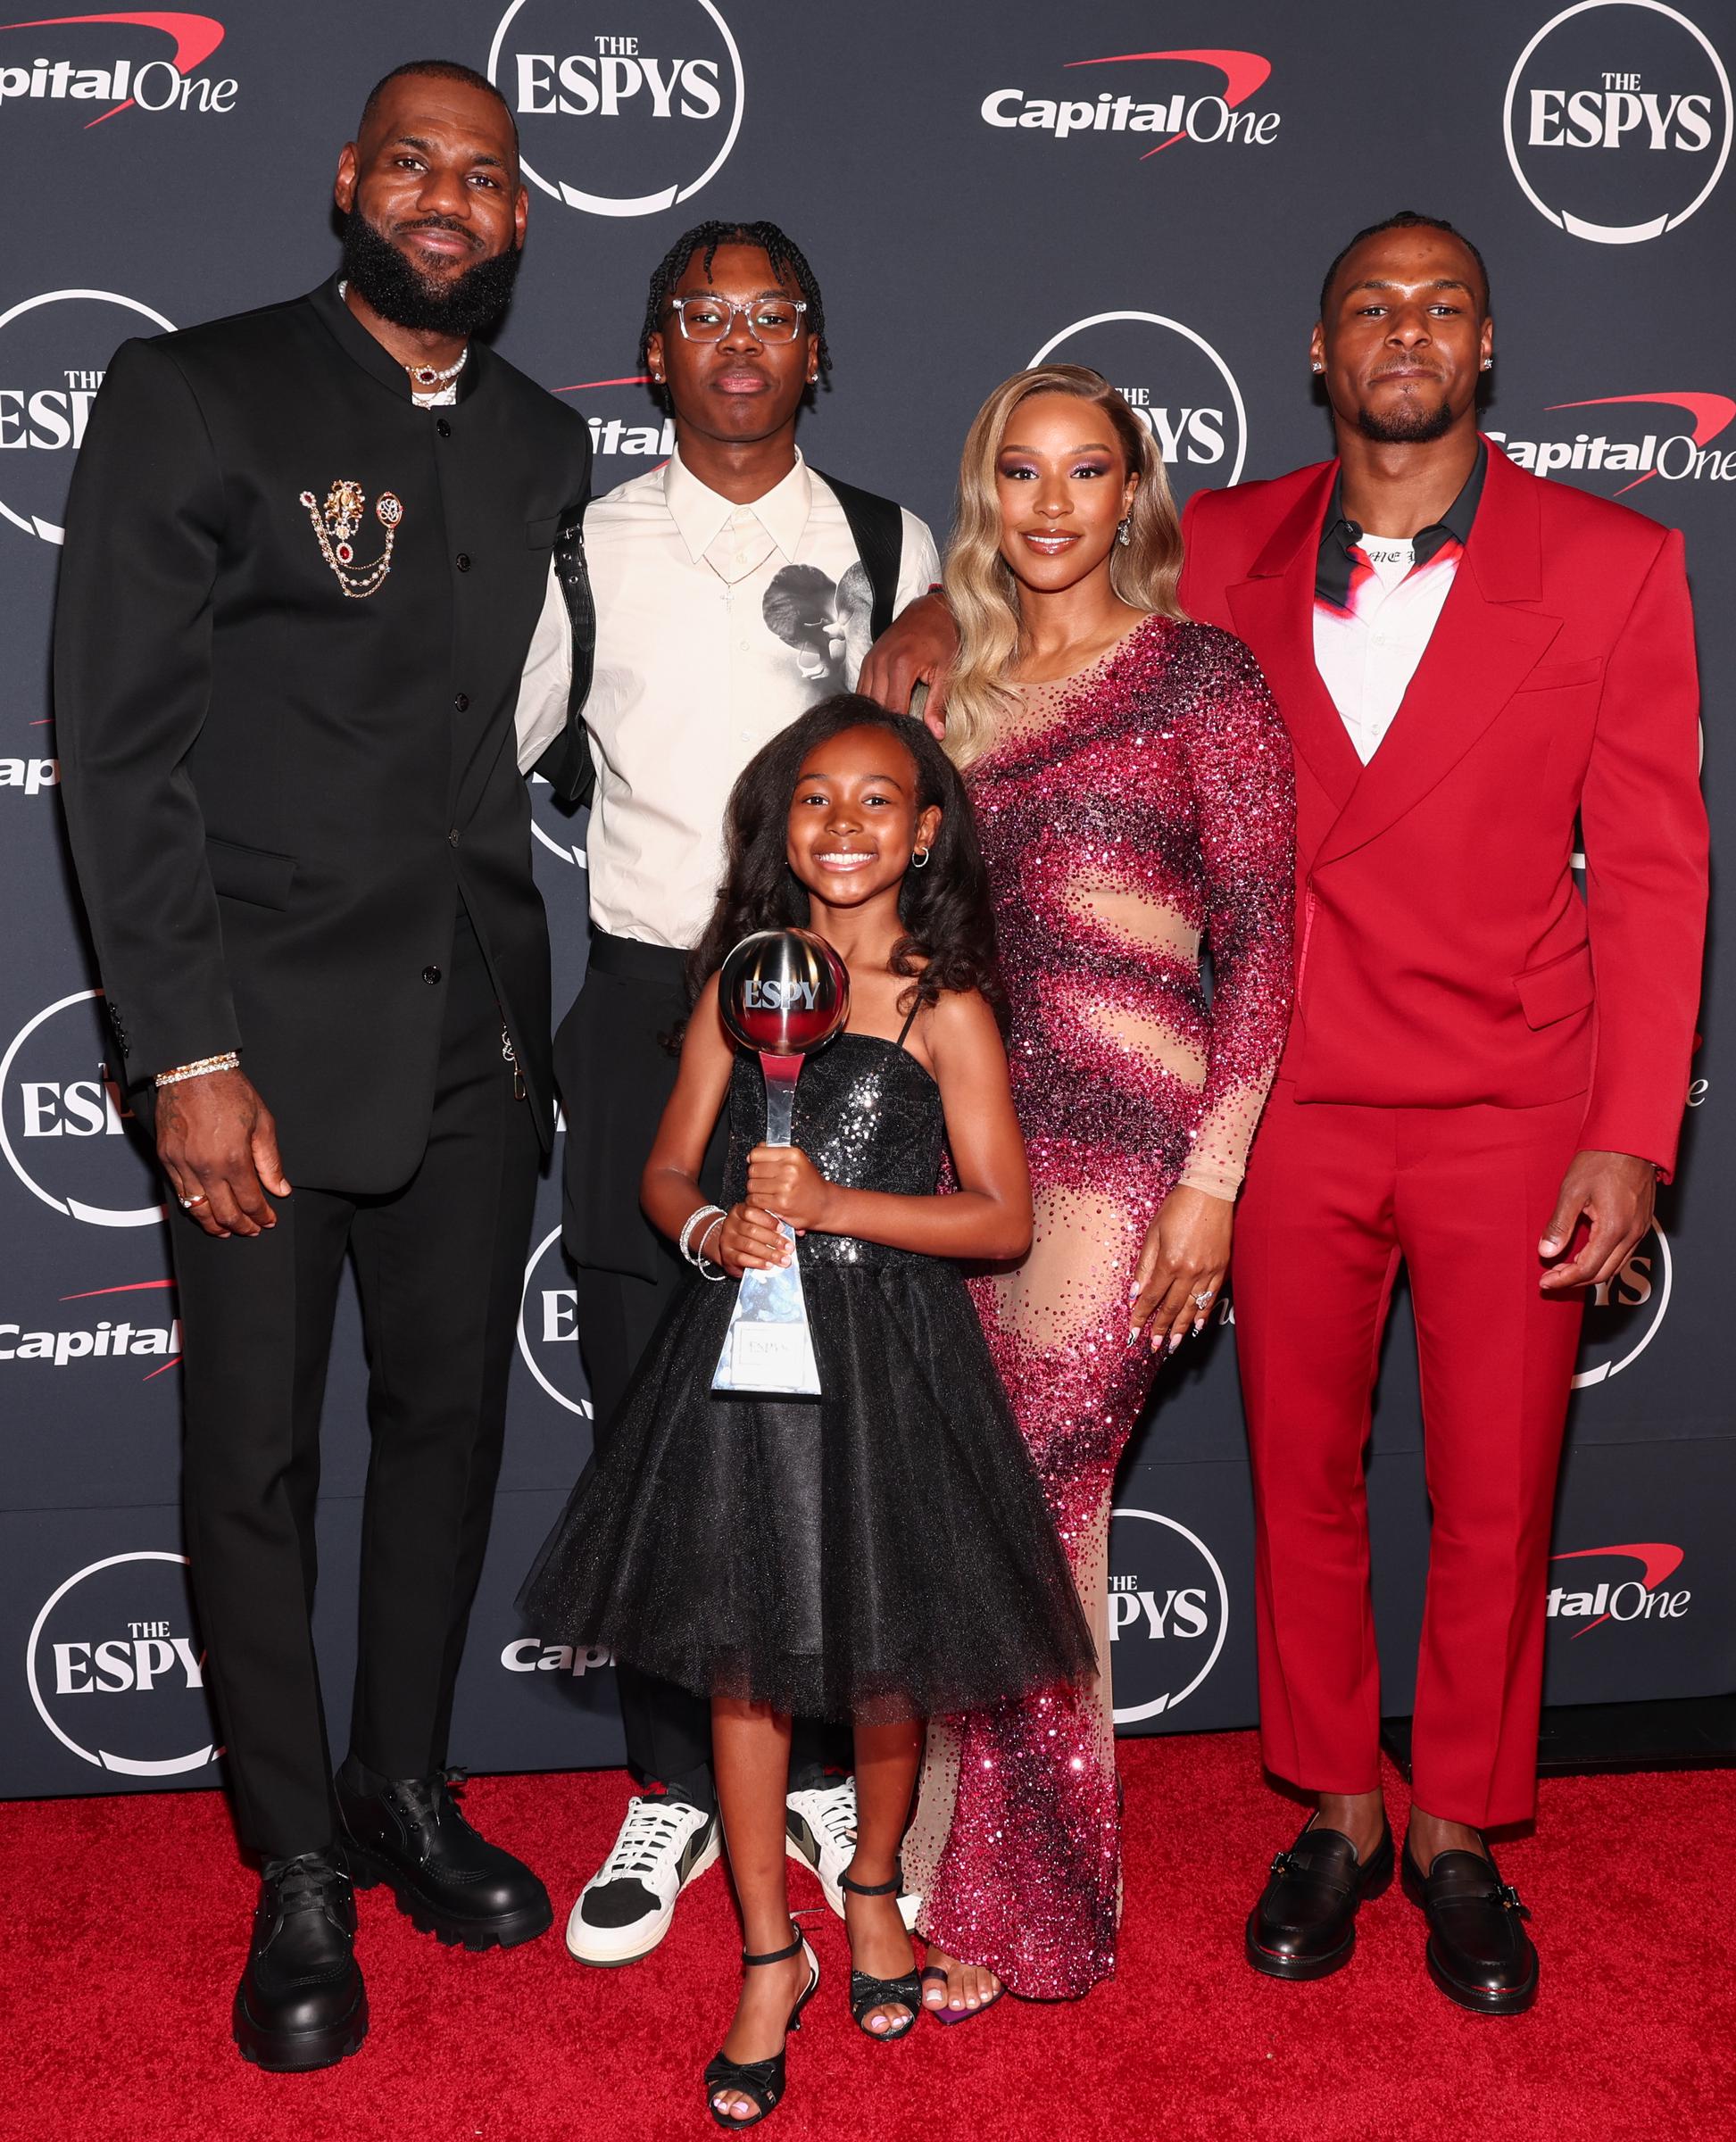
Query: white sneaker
[[785, 1776, 921, 1929], [565, 1794, 719, 1966]]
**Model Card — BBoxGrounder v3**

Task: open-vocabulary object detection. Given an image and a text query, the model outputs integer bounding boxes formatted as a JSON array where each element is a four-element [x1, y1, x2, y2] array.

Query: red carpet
[[12, 1732, 1732, 2142]]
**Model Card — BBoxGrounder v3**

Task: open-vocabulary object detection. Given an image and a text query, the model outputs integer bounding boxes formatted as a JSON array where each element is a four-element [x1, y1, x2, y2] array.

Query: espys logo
[[2, 1275, 179, 1374], [0, 988, 164, 1228], [1573, 1221, 1671, 1387], [1547, 1540, 1690, 1631], [1490, 391, 1736, 494], [488, 0, 743, 217], [1028, 312, 1247, 509], [26, 1550, 220, 1777], [517, 1225, 592, 1416], [0, 288, 174, 545], [1504, 1, 1732, 243], [984, 47, 1279, 156], [1106, 1507, 1229, 1723], [0, 11, 234, 126]]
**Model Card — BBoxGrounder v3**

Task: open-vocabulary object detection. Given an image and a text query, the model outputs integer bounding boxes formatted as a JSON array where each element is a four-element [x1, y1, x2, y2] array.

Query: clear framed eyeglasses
[[666, 295, 809, 345]]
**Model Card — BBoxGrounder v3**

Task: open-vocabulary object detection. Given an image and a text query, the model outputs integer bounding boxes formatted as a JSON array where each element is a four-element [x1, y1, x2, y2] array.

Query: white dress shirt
[[516, 446, 938, 949], [1312, 534, 1463, 764]]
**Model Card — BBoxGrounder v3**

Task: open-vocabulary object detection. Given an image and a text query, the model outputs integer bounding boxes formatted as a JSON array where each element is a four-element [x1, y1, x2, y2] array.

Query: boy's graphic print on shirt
[[762, 560, 876, 691]]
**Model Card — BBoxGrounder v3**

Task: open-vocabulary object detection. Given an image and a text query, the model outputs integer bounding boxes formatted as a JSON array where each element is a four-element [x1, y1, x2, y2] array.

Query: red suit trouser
[[1232, 1082, 1588, 1827]]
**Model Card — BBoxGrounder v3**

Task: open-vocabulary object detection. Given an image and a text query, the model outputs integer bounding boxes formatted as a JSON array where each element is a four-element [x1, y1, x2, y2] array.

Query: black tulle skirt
[[520, 1258, 1096, 1725]]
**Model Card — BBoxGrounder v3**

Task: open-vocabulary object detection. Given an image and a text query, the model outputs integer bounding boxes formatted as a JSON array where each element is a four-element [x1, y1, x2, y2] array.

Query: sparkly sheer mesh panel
[[903, 616, 1293, 1997]]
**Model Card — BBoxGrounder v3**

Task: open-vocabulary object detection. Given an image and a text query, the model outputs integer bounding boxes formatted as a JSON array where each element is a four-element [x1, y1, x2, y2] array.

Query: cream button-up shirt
[[515, 447, 938, 949]]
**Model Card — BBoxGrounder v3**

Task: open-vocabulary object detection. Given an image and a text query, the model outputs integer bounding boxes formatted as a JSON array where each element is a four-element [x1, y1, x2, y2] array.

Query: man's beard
[[341, 207, 521, 337], [1354, 393, 1458, 445]]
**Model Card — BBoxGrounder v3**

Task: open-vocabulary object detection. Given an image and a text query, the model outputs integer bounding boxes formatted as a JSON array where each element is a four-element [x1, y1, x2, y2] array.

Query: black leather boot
[[1245, 1818, 1394, 1980], [1402, 1833, 1539, 2014], [336, 1760, 552, 1951], [232, 1851, 368, 2071]]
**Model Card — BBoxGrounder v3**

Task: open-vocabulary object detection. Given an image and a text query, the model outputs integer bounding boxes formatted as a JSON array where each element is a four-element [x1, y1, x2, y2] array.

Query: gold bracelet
[[154, 1051, 240, 1089]]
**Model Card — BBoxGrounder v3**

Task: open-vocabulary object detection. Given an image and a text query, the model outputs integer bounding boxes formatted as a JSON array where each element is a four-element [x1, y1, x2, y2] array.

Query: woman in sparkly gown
[[903, 368, 1294, 2005]]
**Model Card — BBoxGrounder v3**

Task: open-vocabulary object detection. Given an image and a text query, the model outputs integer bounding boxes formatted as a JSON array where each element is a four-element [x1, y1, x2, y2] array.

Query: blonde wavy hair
[[941, 365, 1185, 768]]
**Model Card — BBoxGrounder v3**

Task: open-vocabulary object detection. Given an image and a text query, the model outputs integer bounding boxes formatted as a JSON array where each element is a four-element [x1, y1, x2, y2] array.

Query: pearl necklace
[[405, 346, 469, 391]]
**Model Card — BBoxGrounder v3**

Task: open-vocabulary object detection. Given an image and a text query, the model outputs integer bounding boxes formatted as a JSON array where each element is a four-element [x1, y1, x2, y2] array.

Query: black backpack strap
[[533, 494, 598, 807], [813, 469, 904, 644]]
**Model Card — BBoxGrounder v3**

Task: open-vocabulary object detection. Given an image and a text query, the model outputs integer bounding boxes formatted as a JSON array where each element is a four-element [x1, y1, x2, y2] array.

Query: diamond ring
[[180, 1193, 207, 1209], [1193, 1291, 1214, 1308]]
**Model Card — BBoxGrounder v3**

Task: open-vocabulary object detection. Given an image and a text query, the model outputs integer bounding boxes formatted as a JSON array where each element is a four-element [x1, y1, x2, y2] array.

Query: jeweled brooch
[[299, 479, 403, 598]]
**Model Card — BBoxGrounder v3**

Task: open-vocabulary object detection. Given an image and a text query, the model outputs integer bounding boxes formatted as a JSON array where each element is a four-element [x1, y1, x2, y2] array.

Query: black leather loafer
[[1401, 1835, 1538, 2014], [1245, 1818, 1394, 1980], [233, 1851, 368, 2071], [336, 1761, 552, 1951]]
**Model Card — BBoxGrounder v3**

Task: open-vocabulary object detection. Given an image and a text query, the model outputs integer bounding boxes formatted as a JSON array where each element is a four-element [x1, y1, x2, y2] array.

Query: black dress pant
[[172, 909, 540, 1858], [555, 933, 843, 1802]]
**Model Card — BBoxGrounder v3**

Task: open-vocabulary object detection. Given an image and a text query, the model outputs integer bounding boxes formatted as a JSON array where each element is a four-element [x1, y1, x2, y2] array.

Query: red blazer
[[1179, 441, 1706, 1176]]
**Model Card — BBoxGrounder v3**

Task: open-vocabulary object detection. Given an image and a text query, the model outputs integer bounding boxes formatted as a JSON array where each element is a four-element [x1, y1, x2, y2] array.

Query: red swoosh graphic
[[0, 12, 226, 125], [555, 374, 652, 394], [1066, 48, 1272, 158], [1551, 1540, 1685, 1636], [61, 1278, 176, 1299], [1547, 393, 1736, 495]]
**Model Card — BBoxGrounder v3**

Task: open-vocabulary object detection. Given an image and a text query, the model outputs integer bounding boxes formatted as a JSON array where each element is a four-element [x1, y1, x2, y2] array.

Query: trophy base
[[711, 1235, 822, 1398]]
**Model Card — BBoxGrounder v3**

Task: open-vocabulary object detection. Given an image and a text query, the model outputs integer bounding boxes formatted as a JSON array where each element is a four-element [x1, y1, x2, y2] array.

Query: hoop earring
[[1116, 517, 1132, 548], [911, 845, 931, 869]]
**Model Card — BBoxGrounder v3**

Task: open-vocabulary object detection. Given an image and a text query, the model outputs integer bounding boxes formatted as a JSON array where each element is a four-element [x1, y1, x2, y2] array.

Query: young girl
[[523, 693, 1093, 2127]]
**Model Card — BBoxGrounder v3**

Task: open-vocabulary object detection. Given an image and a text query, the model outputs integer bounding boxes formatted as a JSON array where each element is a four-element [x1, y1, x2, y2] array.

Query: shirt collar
[[311, 274, 485, 405], [661, 444, 812, 564], [1316, 438, 1486, 609]]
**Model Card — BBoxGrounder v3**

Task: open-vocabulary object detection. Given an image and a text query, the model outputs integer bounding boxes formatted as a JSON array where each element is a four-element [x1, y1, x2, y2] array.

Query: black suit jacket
[[54, 278, 592, 1191]]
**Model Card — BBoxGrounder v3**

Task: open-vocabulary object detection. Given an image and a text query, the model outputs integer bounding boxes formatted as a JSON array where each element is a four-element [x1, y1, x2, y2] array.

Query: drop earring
[[1116, 517, 1133, 547]]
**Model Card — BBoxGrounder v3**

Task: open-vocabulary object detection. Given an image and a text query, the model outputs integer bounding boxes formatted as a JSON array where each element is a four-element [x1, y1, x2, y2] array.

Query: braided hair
[[638, 220, 831, 386]]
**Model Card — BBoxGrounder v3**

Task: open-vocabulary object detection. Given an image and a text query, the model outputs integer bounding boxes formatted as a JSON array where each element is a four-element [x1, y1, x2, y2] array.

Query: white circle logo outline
[[26, 1549, 220, 1776], [517, 1223, 593, 1418], [0, 988, 166, 1228], [488, 0, 745, 218], [1108, 1507, 1230, 1723], [0, 289, 176, 544], [1503, 1, 1733, 244], [1572, 1218, 1673, 1386], [1029, 311, 1248, 489]]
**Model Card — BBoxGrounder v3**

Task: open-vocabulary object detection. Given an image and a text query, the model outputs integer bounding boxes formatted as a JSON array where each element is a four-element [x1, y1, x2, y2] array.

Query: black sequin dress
[[521, 1030, 1095, 1724]]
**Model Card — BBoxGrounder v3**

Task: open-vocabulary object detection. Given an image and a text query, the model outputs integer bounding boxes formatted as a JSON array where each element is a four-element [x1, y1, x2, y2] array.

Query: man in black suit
[[54, 60, 591, 2072]]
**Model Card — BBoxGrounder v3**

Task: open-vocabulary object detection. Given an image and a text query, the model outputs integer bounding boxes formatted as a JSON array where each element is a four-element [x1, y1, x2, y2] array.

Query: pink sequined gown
[[903, 612, 1294, 1997]]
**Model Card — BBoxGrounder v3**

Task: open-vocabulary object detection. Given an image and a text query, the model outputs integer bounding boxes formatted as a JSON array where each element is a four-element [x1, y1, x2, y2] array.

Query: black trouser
[[172, 909, 540, 1858], [556, 932, 843, 1806]]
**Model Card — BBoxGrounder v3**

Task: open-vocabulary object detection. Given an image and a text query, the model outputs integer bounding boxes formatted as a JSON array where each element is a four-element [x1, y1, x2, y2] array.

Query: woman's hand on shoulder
[[1129, 1183, 1233, 1355], [718, 1200, 792, 1276]]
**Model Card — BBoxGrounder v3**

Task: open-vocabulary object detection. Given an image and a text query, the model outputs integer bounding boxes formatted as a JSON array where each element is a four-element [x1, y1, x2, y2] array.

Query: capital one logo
[[0, 288, 174, 544], [488, 0, 743, 217], [1490, 390, 1736, 495], [0, 12, 234, 126], [1573, 1221, 1671, 1387], [983, 48, 1279, 155], [1107, 1507, 1229, 1723], [0, 988, 165, 1227], [517, 1224, 592, 1417], [1504, 1, 1732, 243], [1547, 1540, 1690, 1631], [27, 1550, 220, 1777], [1028, 313, 1247, 510]]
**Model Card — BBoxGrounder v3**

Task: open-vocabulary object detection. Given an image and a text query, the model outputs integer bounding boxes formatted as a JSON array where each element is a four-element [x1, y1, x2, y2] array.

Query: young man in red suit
[[865, 211, 1707, 2013]]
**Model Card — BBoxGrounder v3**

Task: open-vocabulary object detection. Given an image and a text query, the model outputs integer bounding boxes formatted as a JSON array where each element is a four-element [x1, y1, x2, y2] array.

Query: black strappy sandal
[[703, 1930, 818, 2130], [839, 1872, 922, 2042]]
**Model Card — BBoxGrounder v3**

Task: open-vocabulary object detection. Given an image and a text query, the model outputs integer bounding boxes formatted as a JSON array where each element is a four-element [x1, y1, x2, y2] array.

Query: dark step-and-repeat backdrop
[[3, 2, 1731, 1798]]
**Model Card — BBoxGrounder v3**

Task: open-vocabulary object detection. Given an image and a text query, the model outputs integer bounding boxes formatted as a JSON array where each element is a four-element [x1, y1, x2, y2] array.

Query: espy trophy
[[711, 927, 850, 1398]]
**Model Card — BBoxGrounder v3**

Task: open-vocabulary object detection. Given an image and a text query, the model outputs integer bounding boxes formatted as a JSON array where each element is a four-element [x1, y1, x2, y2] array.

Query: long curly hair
[[942, 365, 1185, 768], [687, 694, 1005, 1027]]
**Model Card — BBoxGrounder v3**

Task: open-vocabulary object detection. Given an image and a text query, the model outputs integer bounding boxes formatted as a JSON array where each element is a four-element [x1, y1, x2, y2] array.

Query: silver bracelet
[[691, 1210, 727, 1282], [154, 1050, 240, 1089], [678, 1203, 726, 1265]]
